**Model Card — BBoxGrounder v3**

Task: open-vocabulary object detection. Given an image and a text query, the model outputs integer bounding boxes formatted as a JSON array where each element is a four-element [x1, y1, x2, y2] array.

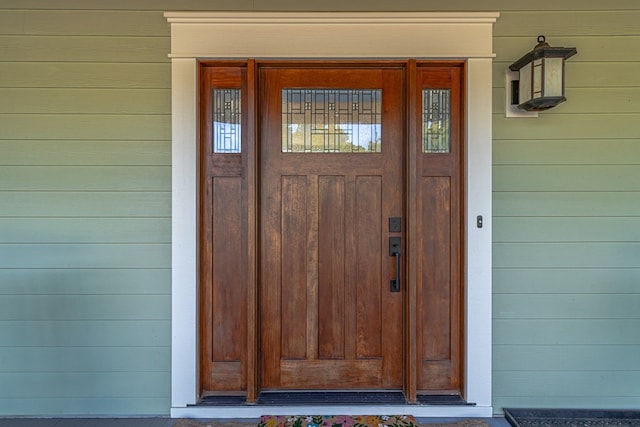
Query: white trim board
[[165, 11, 498, 418]]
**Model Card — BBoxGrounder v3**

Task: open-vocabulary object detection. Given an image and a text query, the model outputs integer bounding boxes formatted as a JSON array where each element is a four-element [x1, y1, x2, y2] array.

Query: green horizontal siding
[[494, 371, 640, 411], [0, 63, 171, 88], [0, 10, 170, 36], [0, 89, 170, 114], [494, 140, 640, 165], [0, 115, 170, 140], [492, 1, 640, 414], [0, 0, 256, 11], [0, 372, 169, 398], [0, 244, 170, 268], [0, 295, 170, 320], [0, 35, 168, 62], [495, 36, 640, 63], [494, 114, 640, 140], [495, 371, 640, 397], [0, 218, 170, 243], [494, 319, 640, 345], [494, 191, 640, 217], [1, 140, 170, 166], [493, 242, 640, 268], [0, 398, 168, 417], [495, 11, 640, 36], [0, 192, 170, 217], [494, 165, 640, 191], [493, 345, 640, 371], [0, 320, 170, 347], [0, 2, 173, 416], [1, 0, 640, 10], [0, 346, 169, 373], [494, 294, 640, 319], [494, 269, 640, 294], [493, 217, 640, 242], [0, 166, 170, 191], [0, 269, 170, 294]]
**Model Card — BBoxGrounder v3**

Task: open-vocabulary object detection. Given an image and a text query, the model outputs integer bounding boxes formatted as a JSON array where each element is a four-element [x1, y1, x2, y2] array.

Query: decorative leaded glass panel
[[422, 89, 450, 153], [213, 89, 241, 153], [282, 89, 382, 153]]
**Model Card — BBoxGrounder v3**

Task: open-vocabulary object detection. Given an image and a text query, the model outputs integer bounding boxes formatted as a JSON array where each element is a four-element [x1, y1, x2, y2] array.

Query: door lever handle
[[389, 237, 401, 292]]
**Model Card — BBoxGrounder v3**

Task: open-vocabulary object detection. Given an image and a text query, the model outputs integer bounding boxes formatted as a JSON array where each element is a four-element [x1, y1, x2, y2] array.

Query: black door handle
[[389, 237, 401, 292]]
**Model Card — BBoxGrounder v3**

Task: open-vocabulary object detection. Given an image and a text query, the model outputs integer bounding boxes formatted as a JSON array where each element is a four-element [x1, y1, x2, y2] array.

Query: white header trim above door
[[166, 11, 498, 418], [165, 12, 498, 59]]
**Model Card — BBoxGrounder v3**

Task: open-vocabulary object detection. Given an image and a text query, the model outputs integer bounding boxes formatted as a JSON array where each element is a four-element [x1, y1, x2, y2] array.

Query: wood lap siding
[[0, 4, 171, 416], [0, 0, 639, 417], [492, 5, 640, 412]]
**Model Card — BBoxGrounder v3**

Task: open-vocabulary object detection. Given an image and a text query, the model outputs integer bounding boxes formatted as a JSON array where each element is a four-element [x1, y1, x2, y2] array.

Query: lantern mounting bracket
[[505, 69, 538, 118]]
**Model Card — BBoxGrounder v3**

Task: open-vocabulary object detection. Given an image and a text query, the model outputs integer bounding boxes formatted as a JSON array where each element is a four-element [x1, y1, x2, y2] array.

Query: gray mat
[[504, 408, 640, 427]]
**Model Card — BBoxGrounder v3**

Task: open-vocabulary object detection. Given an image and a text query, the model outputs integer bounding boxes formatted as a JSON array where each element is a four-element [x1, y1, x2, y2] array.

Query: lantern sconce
[[506, 35, 577, 117]]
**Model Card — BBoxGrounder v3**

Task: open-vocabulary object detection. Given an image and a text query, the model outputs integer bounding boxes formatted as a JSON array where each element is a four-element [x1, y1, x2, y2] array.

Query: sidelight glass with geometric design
[[212, 89, 241, 153], [422, 89, 450, 153], [282, 89, 382, 153]]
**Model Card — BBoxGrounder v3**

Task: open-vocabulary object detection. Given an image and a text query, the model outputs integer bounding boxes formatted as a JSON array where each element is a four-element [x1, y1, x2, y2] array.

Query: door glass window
[[213, 89, 241, 153], [422, 89, 450, 153], [282, 89, 382, 153]]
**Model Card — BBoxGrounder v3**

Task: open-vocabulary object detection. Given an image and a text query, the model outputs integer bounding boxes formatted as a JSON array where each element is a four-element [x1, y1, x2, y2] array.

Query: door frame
[[166, 11, 498, 418]]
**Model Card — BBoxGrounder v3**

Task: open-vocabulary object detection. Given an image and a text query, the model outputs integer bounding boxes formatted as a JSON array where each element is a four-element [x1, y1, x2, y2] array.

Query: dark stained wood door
[[259, 66, 404, 389], [198, 60, 465, 400]]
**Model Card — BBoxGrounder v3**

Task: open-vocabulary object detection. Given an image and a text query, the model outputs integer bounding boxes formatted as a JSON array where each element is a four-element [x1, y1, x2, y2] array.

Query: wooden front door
[[259, 66, 404, 389], [198, 60, 464, 400]]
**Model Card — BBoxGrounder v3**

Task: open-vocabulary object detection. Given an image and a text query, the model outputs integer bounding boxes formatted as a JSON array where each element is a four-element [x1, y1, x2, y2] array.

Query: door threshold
[[198, 391, 474, 406], [175, 401, 491, 419]]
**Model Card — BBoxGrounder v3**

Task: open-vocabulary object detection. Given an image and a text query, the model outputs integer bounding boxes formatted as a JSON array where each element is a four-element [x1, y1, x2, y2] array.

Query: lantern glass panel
[[519, 62, 532, 104], [544, 57, 564, 97], [532, 59, 543, 99]]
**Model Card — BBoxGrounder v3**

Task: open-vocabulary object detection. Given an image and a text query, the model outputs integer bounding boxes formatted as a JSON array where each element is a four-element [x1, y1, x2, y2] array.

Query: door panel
[[199, 65, 249, 393], [413, 64, 464, 392], [259, 66, 404, 390]]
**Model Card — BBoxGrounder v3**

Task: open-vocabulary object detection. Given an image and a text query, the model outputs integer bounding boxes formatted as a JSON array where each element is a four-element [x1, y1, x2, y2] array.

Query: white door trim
[[165, 11, 498, 418]]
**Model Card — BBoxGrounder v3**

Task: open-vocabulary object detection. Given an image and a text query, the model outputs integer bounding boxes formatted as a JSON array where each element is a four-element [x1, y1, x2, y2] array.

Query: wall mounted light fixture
[[506, 35, 577, 118]]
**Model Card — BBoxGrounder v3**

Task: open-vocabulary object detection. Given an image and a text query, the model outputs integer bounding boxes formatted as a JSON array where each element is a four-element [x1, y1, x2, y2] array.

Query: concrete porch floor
[[0, 418, 510, 427]]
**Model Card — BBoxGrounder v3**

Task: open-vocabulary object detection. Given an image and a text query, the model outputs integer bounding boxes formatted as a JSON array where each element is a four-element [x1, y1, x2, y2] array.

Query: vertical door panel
[[318, 175, 345, 360], [280, 175, 309, 360], [355, 176, 383, 359], [421, 176, 451, 362], [211, 176, 245, 362]]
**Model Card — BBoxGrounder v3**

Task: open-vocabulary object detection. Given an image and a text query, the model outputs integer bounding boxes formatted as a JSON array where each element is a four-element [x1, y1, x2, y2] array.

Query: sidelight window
[[422, 89, 451, 153], [213, 89, 242, 153]]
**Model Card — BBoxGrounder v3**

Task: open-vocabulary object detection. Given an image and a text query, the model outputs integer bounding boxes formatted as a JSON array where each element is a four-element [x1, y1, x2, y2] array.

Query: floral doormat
[[172, 418, 490, 427], [258, 415, 417, 427]]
